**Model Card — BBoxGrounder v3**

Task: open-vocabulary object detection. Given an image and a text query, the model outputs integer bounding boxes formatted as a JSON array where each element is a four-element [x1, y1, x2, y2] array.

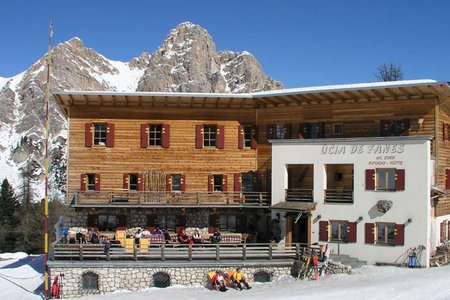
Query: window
[[267, 124, 291, 140], [85, 123, 114, 148], [376, 169, 396, 190], [219, 215, 237, 232], [331, 221, 348, 241], [334, 172, 343, 182], [82, 272, 99, 290], [380, 119, 410, 136], [366, 168, 405, 191], [157, 215, 176, 231], [299, 122, 324, 139], [129, 174, 138, 191], [87, 174, 96, 191], [93, 123, 107, 146], [171, 174, 181, 191], [376, 223, 395, 245], [149, 124, 162, 146], [98, 215, 117, 231], [203, 125, 217, 147], [244, 126, 253, 148], [242, 172, 255, 192], [213, 175, 223, 192], [333, 123, 344, 136]]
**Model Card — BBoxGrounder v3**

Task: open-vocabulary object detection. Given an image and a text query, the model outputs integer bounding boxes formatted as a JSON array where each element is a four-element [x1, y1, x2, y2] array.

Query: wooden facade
[[54, 81, 450, 237]]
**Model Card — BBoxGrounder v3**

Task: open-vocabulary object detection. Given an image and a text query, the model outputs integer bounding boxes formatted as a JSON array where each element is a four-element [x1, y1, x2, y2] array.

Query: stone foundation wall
[[49, 263, 292, 298]]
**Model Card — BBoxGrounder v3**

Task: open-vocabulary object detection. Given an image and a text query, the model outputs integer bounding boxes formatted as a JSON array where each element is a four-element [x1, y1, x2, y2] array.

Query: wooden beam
[[369, 89, 386, 101], [268, 96, 290, 106], [286, 94, 304, 105]]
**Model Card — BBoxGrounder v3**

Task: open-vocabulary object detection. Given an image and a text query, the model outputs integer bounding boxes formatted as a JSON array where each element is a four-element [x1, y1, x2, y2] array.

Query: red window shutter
[[445, 169, 450, 190], [365, 223, 375, 244], [394, 224, 405, 246], [365, 169, 375, 190], [85, 123, 93, 147], [180, 175, 186, 192], [319, 221, 329, 241], [222, 175, 228, 192], [395, 169, 405, 191], [123, 174, 129, 190], [440, 222, 446, 241], [106, 123, 115, 148], [162, 124, 170, 148], [138, 173, 144, 191], [208, 175, 214, 192], [80, 174, 87, 191], [216, 125, 225, 149], [94, 173, 101, 191], [251, 126, 258, 149], [195, 125, 203, 149], [166, 175, 172, 192], [234, 173, 242, 192], [347, 222, 357, 243], [238, 125, 244, 149], [140, 124, 148, 148]]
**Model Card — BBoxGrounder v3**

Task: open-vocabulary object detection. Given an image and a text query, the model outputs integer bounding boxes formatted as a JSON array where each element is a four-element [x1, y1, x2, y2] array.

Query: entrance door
[[286, 212, 309, 246]]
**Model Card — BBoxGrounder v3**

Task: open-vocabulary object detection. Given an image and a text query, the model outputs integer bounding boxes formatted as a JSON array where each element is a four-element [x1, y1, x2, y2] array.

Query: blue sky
[[1, 0, 449, 88]]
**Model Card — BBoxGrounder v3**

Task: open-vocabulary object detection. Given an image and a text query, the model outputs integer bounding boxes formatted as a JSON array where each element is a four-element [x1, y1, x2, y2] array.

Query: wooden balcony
[[324, 189, 353, 204], [51, 242, 322, 262], [285, 189, 313, 202], [71, 191, 270, 207]]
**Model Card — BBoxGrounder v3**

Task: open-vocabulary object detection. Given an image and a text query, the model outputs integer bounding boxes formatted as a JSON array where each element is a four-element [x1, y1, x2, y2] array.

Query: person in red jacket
[[211, 271, 227, 292], [177, 228, 189, 244]]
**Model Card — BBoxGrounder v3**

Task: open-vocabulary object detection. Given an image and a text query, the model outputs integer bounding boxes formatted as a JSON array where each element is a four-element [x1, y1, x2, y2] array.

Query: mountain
[[0, 22, 283, 202]]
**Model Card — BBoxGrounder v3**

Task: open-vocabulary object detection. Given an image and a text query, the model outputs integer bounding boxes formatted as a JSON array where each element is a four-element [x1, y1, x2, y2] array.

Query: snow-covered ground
[[1, 252, 450, 300]]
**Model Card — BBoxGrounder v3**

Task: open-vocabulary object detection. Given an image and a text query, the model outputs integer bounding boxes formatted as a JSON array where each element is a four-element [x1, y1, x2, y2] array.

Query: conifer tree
[[0, 178, 20, 226]]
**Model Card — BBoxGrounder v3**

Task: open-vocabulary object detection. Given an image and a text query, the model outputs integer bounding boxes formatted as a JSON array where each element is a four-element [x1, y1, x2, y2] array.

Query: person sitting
[[76, 231, 86, 244], [211, 230, 222, 244], [134, 229, 142, 246], [141, 228, 151, 238], [177, 228, 190, 244], [211, 270, 228, 292], [232, 267, 251, 290], [163, 230, 172, 244], [192, 229, 203, 244], [152, 226, 163, 235]]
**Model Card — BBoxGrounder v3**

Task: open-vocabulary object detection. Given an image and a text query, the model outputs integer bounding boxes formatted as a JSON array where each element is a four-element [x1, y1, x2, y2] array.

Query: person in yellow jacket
[[232, 267, 251, 290]]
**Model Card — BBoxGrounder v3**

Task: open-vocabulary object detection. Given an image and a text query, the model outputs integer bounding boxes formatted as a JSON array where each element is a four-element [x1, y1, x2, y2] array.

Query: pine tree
[[0, 178, 20, 226]]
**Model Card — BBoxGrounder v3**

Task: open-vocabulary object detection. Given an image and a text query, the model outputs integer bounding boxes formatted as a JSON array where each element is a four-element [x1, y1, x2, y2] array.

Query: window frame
[[330, 220, 348, 241], [333, 123, 344, 136], [171, 174, 181, 191], [376, 168, 396, 191], [148, 124, 162, 147], [128, 174, 139, 191], [376, 222, 396, 245], [213, 174, 223, 192], [219, 214, 237, 232], [93, 123, 107, 146], [157, 214, 176, 231], [86, 173, 96, 191], [203, 125, 217, 147], [243, 125, 253, 148], [98, 214, 117, 231]]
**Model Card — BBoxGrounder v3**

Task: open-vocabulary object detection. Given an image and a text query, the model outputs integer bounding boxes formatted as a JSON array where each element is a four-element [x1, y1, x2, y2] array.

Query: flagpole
[[44, 20, 53, 300]]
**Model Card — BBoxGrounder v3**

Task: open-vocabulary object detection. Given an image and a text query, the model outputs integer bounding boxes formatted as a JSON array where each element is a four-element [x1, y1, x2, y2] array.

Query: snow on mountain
[[0, 22, 281, 203]]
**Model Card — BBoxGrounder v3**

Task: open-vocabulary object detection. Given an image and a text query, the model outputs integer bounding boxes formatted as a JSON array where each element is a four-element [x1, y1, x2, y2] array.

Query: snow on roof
[[54, 79, 446, 99], [252, 79, 440, 97]]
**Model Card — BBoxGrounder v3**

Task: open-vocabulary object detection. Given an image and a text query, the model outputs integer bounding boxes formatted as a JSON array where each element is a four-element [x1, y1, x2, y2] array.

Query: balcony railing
[[72, 191, 270, 207], [285, 189, 313, 202], [324, 189, 353, 203]]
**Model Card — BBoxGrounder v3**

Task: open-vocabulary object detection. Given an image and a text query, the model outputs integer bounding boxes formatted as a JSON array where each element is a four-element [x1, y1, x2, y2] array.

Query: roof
[[52, 80, 450, 117], [271, 201, 316, 212]]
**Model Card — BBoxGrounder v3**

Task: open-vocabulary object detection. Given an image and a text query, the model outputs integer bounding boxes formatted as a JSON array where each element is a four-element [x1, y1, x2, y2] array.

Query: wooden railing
[[285, 189, 313, 202], [72, 191, 270, 207], [51, 242, 322, 262], [324, 189, 353, 203]]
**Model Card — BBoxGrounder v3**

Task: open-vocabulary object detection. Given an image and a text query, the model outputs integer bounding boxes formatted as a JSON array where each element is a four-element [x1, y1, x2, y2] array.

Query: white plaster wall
[[272, 137, 432, 266]]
